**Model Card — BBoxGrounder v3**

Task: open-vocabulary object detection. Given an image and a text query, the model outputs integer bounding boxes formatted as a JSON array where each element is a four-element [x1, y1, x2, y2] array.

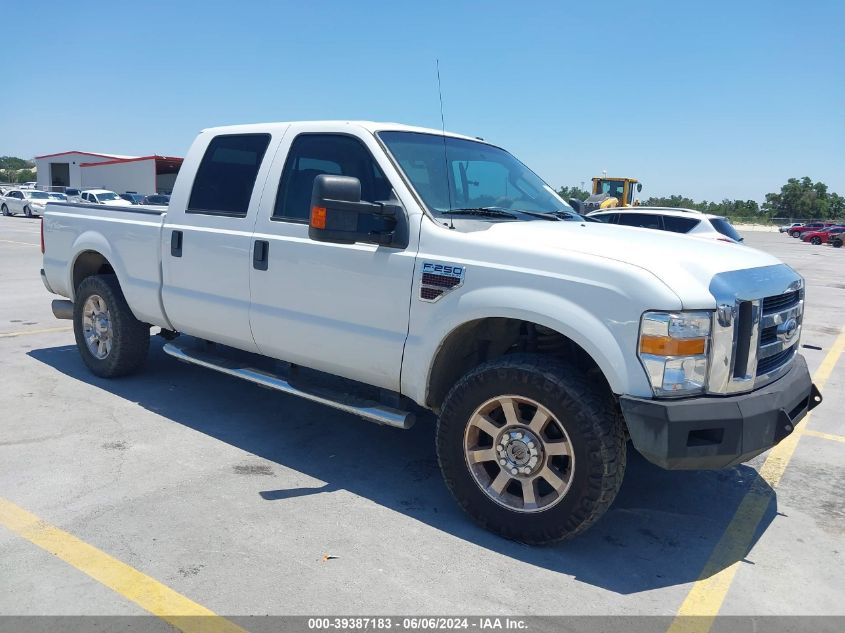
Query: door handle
[[170, 230, 183, 257], [253, 239, 269, 271]]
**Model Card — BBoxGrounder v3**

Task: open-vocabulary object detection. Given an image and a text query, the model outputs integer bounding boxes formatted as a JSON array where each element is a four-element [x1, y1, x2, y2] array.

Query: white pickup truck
[[41, 121, 821, 543]]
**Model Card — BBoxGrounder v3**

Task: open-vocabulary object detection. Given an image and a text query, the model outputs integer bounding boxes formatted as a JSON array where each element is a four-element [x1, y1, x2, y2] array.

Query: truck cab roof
[[199, 120, 485, 144]]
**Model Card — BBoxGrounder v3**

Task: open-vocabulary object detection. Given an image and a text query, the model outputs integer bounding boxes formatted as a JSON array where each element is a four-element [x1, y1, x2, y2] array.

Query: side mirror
[[308, 174, 399, 246], [568, 198, 585, 215], [636, 183, 643, 192]]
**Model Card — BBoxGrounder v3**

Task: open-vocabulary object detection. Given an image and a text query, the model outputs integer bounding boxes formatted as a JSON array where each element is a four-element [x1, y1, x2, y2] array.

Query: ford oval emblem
[[777, 317, 799, 341]]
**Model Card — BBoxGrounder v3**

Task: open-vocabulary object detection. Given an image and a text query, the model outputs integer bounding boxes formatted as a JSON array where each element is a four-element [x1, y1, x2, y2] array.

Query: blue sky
[[2, 0, 842, 202]]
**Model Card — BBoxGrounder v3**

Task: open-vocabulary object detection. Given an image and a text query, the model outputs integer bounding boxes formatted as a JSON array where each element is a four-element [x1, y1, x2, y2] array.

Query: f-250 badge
[[420, 262, 465, 302]]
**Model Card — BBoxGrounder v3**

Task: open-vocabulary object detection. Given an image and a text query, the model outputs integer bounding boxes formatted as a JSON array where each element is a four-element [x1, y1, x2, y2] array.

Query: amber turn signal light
[[311, 206, 327, 229], [639, 335, 706, 356]]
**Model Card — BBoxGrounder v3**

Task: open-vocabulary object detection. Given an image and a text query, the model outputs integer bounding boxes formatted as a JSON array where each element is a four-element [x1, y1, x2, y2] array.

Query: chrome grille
[[762, 290, 800, 313], [757, 346, 796, 376], [707, 265, 804, 394]]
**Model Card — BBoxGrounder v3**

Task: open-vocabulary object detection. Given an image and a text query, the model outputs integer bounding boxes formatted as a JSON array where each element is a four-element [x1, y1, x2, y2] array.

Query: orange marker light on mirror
[[311, 206, 327, 229]]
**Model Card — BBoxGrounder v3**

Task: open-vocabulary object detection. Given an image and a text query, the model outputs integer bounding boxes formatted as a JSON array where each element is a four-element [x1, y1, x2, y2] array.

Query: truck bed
[[42, 202, 171, 328]]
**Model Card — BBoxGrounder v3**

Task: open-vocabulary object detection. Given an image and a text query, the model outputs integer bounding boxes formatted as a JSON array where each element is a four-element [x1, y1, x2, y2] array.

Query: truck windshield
[[378, 131, 578, 220], [96, 192, 120, 201]]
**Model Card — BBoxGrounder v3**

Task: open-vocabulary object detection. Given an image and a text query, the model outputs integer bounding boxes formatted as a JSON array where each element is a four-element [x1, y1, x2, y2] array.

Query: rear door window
[[188, 134, 271, 217], [618, 213, 662, 229], [662, 216, 700, 233]]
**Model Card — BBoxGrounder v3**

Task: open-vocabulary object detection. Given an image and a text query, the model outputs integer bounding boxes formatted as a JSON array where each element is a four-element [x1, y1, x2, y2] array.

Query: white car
[[80, 189, 134, 207], [588, 207, 744, 243], [779, 222, 803, 233], [1, 188, 53, 217]]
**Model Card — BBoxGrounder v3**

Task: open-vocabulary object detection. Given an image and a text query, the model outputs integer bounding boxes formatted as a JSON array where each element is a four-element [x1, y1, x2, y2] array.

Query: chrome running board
[[162, 342, 415, 429]]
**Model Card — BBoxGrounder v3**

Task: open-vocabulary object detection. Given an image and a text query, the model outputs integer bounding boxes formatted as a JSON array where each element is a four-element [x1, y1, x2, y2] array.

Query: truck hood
[[484, 220, 787, 308]]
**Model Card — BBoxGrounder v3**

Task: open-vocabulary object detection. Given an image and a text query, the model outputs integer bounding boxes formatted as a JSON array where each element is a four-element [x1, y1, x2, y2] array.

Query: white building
[[34, 151, 183, 195]]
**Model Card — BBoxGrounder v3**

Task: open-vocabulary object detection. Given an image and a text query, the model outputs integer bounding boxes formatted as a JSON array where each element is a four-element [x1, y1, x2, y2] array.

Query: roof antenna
[[437, 59, 455, 229]]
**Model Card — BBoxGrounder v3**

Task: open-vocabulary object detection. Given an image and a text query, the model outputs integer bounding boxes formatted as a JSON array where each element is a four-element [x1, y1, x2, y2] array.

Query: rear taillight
[[40, 218, 45, 253]]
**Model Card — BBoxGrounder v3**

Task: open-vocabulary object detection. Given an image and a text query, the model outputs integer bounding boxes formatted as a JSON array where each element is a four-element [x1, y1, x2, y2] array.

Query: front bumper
[[620, 354, 821, 469]]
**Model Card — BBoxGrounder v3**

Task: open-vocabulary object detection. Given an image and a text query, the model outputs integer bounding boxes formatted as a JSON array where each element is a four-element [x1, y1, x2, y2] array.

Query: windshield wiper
[[442, 207, 519, 219], [512, 209, 587, 222]]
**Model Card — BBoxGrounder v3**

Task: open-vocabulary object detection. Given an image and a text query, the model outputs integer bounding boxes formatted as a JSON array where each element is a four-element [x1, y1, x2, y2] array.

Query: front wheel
[[436, 354, 626, 544], [73, 275, 150, 378], [24, 206, 33, 218], [791, 230, 801, 238], [833, 239, 843, 248], [811, 236, 822, 245]]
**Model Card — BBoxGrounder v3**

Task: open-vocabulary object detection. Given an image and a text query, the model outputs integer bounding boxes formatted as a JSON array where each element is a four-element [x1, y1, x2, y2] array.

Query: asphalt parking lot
[[1, 217, 843, 628]]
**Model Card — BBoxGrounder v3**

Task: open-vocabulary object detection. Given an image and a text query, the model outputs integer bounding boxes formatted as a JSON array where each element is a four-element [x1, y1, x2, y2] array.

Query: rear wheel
[[73, 275, 150, 378], [833, 238, 843, 248], [811, 236, 822, 245], [436, 354, 625, 544], [2, 204, 11, 216]]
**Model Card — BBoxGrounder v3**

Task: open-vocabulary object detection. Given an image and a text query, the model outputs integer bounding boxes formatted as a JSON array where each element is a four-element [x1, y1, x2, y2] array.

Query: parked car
[[588, 207, 744, 243], [64, 188, 82, 202], [1, 188, 53, 217], [119, 192, 146, 205], [20, 181, 38, 189], [779, 222, 803, 233], [788, 222, 835, 238], [40, 120, 820, 543], [80, 189, 134, 207], [801, 226, 845, 245], [142, 194, 170, 206]]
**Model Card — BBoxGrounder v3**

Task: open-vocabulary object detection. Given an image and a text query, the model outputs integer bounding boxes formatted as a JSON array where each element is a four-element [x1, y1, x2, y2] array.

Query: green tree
[[0, 156, 34, 171], [15, 169, 36, 183], [761, 177, 840, 220], [557, 185, 590, 201]]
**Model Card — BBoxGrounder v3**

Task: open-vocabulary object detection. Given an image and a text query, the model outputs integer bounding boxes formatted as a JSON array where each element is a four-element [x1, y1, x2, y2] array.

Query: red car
[[801, 226, 845, 245], [790, 222, 836, 237]]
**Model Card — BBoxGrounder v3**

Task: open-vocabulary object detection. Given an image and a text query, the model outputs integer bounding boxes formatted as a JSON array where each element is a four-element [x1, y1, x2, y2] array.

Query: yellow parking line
[[667, 325, 845, 633], [0, 497, 248, 633], [802, 429, 845, 444], [0, 239, 38, 247], [0, 326, 72, 338]]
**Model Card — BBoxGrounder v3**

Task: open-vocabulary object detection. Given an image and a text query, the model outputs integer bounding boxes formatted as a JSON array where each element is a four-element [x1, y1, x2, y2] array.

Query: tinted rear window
[[662, 216, 700, 233], [188, 134, 270, 217], [710, 217, 743, 242], [618, 213, 662, 229]]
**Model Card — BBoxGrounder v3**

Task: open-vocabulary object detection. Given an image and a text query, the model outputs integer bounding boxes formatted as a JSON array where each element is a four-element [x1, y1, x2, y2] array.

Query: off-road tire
[[436, 354, 626, 544], [73, 275, 150, 378]]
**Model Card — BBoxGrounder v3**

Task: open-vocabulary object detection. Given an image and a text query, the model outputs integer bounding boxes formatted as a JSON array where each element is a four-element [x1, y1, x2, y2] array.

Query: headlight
[[638, 311, 711, 396]]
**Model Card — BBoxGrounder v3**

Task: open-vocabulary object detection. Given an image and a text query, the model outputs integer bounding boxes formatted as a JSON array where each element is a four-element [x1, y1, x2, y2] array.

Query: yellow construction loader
[[582, 177, 642, 213]]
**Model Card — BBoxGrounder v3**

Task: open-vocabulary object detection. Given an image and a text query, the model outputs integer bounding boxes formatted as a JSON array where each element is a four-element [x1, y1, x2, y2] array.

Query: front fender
[[401, 285, 656, 406]]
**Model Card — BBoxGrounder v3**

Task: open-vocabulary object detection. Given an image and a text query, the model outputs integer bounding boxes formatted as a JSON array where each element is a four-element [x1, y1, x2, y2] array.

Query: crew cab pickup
[[41, 121, 822, 543]]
